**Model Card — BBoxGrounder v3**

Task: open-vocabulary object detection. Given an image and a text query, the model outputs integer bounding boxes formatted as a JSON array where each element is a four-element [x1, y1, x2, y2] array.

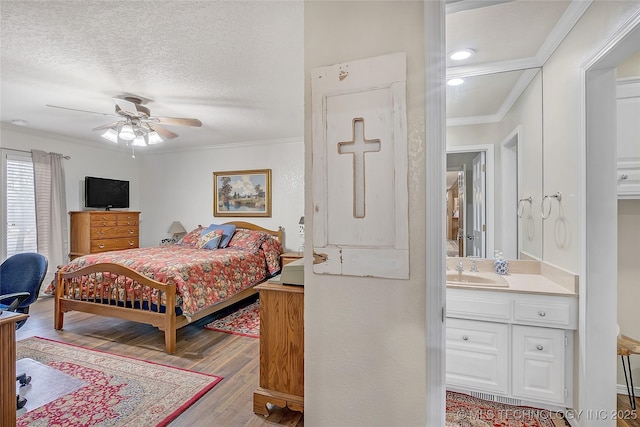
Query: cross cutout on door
[[338, 117, 381, 218]]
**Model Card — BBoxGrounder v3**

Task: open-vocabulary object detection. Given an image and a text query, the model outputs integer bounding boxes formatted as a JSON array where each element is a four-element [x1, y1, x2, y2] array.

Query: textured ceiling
[[1, 0, 586, 153], [1, 1, 304, 152]]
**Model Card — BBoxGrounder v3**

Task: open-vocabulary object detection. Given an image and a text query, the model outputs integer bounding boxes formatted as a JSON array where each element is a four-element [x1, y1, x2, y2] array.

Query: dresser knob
[[538, 311, 546, 317], [98, 244, 105, 249], [129, 242, 134, 246], [129, 230, 134, 234], [462, 335, 469, 341], [536, 345, 544, 351]]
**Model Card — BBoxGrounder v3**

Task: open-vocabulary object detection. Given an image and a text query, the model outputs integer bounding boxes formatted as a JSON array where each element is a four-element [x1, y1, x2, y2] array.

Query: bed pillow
[[176, 226, 205, 248], [204, 223, 237, 248], [227, 229, 269, 254], [261, 236, 283, 275], [197, 229, 224, 250]]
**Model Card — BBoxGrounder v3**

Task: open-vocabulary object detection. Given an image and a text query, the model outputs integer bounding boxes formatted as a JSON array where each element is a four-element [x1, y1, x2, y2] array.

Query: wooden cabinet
[[446, 288, 576, 407], [69, 211, 140, 259], [253, 281, 304, 415], [0, 311, 28, 426]]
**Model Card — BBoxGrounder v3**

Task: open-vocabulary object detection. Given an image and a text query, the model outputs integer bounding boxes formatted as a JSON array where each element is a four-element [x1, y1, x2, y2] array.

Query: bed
[[54, 221, 283, 354]]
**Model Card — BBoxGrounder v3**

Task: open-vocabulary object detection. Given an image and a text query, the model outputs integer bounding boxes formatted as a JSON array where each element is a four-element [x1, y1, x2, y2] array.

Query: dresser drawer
[[90, 218, 117, 227], [116, 213, 139, 223], [514, 296, 576, 329], [90, 226, 139, 239], [90, 238, 138, 253]]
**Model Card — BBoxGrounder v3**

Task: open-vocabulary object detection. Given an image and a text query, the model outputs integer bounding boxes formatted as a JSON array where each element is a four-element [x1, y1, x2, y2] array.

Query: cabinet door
[[512, 325, 565, 404], [446, 318, 508, 394], [617, 81, 640, 198]]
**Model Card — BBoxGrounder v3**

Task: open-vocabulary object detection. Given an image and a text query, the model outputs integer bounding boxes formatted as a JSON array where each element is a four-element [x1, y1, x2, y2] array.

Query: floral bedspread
[[57, 245, 273, 319]]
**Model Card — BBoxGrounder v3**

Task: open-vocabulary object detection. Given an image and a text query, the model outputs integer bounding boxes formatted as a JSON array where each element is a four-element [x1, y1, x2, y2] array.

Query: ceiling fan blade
[[152, 117, 202, 127], [92, 121, 122, 131], [113, 97, 139, 116], [46, 104, 117, 117], [150, 125, 178, 139]]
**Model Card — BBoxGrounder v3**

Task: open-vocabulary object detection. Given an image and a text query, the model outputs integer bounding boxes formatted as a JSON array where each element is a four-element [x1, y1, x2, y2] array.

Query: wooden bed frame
[[54, 221, 283, 354]]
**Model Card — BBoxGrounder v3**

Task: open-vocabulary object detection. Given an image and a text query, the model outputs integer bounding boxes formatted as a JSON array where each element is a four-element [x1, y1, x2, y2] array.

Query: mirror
[[446, 68, 543, 260]]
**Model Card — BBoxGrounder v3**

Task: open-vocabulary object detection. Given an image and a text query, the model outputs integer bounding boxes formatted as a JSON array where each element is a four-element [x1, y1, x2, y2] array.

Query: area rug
[[204, 299, 260, 338], [446, 391, 568, 427], [15, 336, 223, 427]]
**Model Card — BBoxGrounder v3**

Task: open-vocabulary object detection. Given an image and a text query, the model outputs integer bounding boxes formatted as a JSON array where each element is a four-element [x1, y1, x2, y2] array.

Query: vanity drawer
[[513, 295, 577, 329], [447, 291, 511, 322]]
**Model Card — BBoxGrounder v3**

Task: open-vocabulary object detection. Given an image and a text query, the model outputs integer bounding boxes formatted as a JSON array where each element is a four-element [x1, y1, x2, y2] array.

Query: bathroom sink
[[446, 271, 509, 287]]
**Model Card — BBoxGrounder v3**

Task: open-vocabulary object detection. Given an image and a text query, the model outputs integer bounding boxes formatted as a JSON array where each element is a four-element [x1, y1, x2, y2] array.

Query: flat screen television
[[85, 176, 129, 210]]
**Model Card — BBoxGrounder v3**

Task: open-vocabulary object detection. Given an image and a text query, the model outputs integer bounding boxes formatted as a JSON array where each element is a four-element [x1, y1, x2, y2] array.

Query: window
[[1, 149, 37, 259]]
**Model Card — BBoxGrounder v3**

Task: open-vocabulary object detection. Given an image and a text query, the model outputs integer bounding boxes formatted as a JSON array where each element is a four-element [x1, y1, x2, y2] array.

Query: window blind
[[6, 154, 37, 257]]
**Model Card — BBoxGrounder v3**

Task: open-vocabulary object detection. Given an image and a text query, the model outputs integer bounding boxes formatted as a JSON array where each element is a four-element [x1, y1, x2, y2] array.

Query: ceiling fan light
[[119, 124, 136, 140], [147, 131, 163, 145], [101, 128, 119, 143], [132, 135, 147, 147]]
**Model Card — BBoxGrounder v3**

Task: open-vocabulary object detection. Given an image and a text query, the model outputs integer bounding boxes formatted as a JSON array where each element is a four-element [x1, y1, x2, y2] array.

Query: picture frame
[[213, 169, 272, 217]]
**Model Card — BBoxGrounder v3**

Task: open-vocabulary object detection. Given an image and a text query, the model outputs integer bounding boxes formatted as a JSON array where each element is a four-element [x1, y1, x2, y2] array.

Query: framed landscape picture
[[213, 169, 272, 217]]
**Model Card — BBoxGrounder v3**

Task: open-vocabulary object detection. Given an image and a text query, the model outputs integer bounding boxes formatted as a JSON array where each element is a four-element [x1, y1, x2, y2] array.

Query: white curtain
[[32, 150, 68, 284]]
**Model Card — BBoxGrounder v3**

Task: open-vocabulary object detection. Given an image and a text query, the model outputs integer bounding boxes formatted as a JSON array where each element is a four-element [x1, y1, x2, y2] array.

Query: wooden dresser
[[69, 211, 140, 260], [253, 281, 304, 415]]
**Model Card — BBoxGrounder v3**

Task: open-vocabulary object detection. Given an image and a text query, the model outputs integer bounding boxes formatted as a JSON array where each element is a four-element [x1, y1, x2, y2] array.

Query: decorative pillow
[[261, 236, 283, 275], [176, 226, 205, 248], [227, 229, 269, 254], [204, 223, 237, 248], [197, 229, 224, 250]]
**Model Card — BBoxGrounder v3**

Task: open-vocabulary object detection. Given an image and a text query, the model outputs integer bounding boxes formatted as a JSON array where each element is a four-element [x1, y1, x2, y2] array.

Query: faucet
[[455, 259, 464, 272], [470, 260, 478, 273]]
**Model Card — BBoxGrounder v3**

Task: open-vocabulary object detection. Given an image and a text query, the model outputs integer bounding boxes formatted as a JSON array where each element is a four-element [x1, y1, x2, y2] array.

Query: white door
[[471, 152, 486, 257], [457, 168, 466, 257]]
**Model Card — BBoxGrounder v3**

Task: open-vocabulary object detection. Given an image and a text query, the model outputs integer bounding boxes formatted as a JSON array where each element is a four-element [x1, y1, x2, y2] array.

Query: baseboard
[[617, 383, 640, 397]]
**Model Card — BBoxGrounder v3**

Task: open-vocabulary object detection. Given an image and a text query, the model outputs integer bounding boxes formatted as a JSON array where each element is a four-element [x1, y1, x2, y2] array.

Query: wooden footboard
[[55, 263, 180, 353]]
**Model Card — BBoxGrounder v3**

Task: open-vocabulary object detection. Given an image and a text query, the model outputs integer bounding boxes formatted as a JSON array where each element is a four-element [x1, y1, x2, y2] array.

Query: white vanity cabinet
[[616, 81, 640, 198], [446, 288, 577, 408]]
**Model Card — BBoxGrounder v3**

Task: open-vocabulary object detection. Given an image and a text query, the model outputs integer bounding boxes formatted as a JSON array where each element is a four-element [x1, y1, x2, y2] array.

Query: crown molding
[[535, 0, 593, 65]]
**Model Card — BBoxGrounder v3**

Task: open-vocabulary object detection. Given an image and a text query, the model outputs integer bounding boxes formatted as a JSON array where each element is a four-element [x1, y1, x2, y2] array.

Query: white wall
[[304, 2, 426, 426], [542, 0, 640, 273], [137, 140, 304, 251]]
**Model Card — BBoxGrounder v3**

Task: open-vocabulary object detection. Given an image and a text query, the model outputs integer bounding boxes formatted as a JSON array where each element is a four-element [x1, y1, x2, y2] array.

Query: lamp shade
[[299, 216, 304, 225], [101, 128, 119, 143], [119, 124, 136, 140], [168, 221, 187, 234]]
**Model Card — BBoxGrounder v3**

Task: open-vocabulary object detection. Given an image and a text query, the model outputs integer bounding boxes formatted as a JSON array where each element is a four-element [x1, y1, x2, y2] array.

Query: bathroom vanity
[[445, 259, 577, 409]]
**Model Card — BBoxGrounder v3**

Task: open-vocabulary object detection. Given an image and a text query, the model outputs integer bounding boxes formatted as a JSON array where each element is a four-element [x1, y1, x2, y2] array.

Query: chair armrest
[[0, 292, 30, 311]]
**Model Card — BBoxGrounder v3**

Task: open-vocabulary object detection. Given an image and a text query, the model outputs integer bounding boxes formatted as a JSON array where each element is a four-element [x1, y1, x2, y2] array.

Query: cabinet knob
[[536, 344, 544, 351], [98, 244, 105, 249], [538, 311, 546, 317], [462, 335, 469, 341], [620, 174, 628, 180]]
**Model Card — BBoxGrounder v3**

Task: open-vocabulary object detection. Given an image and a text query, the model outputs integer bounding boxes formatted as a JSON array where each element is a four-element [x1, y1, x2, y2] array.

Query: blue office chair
[[0, 252, 48, 329], [0, 252, 48, 410]]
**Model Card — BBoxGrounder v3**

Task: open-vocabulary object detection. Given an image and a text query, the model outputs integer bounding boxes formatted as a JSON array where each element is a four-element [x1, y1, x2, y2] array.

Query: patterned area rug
[[446, 391, 568, 427], [16, 337, 222, 427], [204, 299, 260, 338]]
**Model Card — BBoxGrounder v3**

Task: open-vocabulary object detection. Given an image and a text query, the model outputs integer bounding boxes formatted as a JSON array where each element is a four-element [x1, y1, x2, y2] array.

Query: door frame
[[580, 11, 640, 422], [446, 144, 495, 258]]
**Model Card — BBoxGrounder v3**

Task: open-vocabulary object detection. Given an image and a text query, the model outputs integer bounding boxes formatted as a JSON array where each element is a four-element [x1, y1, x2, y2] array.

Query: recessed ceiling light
[[449, 48, 476, 61], [447, 78, 465, 87], [12, 119, 29, 126]]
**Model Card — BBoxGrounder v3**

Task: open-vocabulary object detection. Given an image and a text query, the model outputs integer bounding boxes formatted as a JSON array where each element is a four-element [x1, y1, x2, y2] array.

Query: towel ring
[[517, 196, 533, 218], [541, 192, 562, 220]]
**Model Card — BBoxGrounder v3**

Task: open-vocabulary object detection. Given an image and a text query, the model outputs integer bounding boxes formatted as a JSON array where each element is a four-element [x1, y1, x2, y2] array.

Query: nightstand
[[280, 251, 303, 266]]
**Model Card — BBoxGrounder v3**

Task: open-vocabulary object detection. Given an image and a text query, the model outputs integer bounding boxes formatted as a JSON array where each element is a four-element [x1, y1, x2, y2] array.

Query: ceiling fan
[[46, 96, 202, 147]]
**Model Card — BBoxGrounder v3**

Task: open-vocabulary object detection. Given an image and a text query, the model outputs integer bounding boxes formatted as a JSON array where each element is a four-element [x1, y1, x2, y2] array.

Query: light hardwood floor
[[15, 296, 303, 426]]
